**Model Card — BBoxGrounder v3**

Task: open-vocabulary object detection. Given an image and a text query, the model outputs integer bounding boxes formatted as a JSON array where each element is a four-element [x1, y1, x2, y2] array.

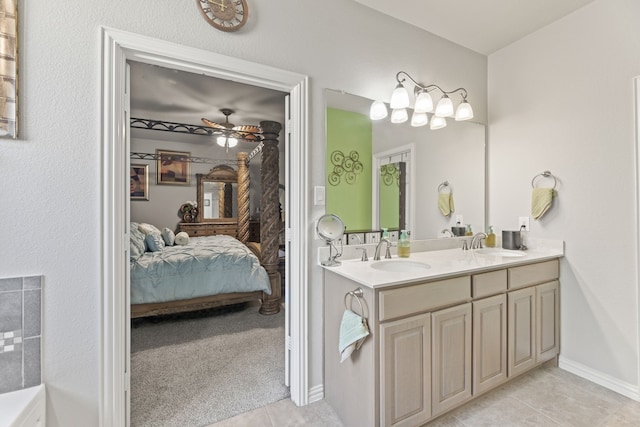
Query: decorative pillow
[[138, 222, 162, 236], [161, 227, 175, 246], [174, 231, 190, 246], [130, 222, 147, 261], [145, 231, 166, 252]]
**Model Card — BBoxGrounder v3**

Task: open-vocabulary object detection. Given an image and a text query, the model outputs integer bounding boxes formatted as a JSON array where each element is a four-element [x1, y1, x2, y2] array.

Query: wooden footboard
[[131, 291, 264, 319]]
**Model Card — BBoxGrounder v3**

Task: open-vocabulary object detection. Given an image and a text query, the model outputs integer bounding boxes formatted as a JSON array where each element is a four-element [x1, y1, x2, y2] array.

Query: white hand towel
[[338, 309, 370, 363]]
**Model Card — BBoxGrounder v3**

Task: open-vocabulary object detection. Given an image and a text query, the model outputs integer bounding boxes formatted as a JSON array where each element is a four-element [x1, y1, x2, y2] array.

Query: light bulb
[[390, 83, 410, 109], [227, 137, 238, 147], [455, 100, 474, 121], [414, 91, 434, 113], [430, 116, 447, 130], [410, 111, 428, 127], [390, 108, 408, 124], [369, 100, 388, 120], [435, 94, 454, 117], [216, 136, 226, 147]]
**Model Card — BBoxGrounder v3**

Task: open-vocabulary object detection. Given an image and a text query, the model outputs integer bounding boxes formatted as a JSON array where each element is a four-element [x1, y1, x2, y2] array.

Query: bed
[[130, 121, 283, 318]]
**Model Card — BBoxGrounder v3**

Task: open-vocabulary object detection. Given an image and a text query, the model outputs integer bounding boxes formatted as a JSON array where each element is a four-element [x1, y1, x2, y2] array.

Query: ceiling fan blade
[[201, 117, 227, 129]]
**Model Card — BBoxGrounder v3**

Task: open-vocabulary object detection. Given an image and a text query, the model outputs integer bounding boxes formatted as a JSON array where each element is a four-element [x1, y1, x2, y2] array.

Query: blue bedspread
[[131, 235, 271, 305]]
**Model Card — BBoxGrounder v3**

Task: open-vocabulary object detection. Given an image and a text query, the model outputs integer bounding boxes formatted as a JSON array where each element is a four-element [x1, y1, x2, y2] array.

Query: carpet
[[130, 303, 289, 427]]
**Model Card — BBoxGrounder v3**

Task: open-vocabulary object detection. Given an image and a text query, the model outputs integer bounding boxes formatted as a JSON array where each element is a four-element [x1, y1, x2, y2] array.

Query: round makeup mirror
[[316, 214, 345, 266]]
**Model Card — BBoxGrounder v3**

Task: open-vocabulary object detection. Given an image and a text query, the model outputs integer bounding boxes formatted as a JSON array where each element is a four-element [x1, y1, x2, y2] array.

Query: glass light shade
[[455, 100, 474, 121], [369, 100, 388, 120], [430, 116, 447, 130], [435, 95, 454, 117], [390, 83, 410, 109], [414, 91, 434, 113], [390, 108, 408, 124], [216, 136, 238, 147], [410, 111, 429, 127]]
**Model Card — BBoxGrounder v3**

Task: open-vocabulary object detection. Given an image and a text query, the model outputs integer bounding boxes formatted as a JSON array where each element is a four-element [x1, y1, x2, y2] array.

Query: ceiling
[[352, 0, 596, 55]]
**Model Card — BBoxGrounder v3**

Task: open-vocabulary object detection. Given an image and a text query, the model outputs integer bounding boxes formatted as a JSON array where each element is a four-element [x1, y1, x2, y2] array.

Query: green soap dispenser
[[486, 225, 496, 247], [398, 230, 410, 258], [381, 228, 389, 240]]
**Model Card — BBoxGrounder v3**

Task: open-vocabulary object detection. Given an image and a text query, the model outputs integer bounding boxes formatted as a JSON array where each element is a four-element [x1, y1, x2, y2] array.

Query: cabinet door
[[380, 313, 431, 427], [473, 294, 507, 395], [536, 281, 559, 363], [508, 287, 536, 377], [431, 303, 472, 416]]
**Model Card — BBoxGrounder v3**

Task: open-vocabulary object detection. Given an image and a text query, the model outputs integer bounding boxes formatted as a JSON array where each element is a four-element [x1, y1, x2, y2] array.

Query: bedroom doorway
[[100, 27, 310, 427]]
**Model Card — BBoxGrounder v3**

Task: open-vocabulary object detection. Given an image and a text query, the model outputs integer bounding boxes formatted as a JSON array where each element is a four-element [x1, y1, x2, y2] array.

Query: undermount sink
[[370, 259, 431, 272], [475, 248, 526, 257]]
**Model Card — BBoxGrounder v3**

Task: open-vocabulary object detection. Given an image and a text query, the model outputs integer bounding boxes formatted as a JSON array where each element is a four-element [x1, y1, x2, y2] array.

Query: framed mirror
[[325, 89, 486, 239], [196, 164, 239, 223]]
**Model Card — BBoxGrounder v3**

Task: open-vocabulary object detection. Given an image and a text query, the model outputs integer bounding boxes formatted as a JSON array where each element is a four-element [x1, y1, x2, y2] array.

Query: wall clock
[[196, 0, 248, 32]]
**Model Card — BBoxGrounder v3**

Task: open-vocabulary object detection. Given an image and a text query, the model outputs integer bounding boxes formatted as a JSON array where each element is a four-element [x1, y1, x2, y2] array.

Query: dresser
[[178, 221, 238, 238]]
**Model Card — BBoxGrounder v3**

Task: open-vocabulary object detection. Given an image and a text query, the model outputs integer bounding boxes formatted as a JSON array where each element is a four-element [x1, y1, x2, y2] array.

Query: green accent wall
[[326, 108, 372, 231]]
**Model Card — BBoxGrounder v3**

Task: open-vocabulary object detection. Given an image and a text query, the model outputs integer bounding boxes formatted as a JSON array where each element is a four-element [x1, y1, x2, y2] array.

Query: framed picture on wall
[[130, 164, 149, 200], [156, 149, 190, 185], [0, 0, 18, 139]]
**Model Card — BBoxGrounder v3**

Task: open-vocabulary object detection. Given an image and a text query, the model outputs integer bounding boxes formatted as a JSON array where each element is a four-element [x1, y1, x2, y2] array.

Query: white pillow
[[138, 222, 162, 235], [174, 231, 190, 245], [161, 227, 175, 246]]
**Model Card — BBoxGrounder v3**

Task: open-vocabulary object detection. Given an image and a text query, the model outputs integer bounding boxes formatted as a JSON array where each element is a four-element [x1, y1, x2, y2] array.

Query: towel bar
[[344, 288, 366, 318], [531, 171, 557, 189], [438, 181, 450, 193]]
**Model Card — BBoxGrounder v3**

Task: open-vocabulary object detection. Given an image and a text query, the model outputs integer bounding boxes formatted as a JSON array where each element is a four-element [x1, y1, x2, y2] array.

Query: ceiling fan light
[[414, 91, 434, 113], [430, 116, 447, 130], [435, 95, 454, 117], [390, 108, 408, 124], [390, 83, 410, 109], [227, 137, 238, 148], [410, 111, 429, 127], [216, 136, 227, 147], [370, 100, 388, 120], [455, 100, 474, 121]]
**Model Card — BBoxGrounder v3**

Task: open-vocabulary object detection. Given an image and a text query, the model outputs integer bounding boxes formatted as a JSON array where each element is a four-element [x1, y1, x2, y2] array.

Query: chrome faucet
[[470, 232, 488, 249], [373, 238, 392, 261]]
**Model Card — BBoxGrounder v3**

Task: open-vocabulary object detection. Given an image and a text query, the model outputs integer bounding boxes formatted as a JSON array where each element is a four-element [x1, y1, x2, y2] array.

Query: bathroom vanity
[[322, 243, 562, 426]]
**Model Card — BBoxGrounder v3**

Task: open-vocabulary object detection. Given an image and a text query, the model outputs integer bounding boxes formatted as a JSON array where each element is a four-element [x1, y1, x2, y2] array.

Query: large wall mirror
[[325, 89, 486, 239], [197, 164, 238, 223]]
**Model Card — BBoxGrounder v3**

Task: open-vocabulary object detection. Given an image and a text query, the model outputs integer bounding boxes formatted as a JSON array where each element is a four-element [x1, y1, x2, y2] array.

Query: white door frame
[[100, 27, 310, 427]]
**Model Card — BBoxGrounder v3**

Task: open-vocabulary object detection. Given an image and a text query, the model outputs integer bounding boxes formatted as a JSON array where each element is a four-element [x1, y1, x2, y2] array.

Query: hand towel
[[531, 187, 554, 220], [338, 309, 370, 363], [438, 193, 455, 216]]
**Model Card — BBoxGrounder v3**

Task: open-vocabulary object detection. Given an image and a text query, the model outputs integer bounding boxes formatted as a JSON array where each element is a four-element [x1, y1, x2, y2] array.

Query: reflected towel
[[531, 187, 554, 220], [338, 309, 370, 363], [438, 193, 455, 216]]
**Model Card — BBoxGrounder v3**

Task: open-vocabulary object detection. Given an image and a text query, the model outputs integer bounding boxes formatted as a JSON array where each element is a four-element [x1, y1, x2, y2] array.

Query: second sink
[[370, 259, 431, 272]]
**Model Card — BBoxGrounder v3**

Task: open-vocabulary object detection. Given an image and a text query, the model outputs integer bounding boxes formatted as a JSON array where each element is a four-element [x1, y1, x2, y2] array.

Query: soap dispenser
[[465, 224, 473, 236], [486, 226, 496, 247], [381, 228, 389, 240], [398, 230, 411, 258]]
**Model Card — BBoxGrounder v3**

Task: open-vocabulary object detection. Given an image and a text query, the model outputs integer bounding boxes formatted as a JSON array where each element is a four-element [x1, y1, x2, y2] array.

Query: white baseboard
[[559, 356, 640, 401], [308, 384, 324, 404]]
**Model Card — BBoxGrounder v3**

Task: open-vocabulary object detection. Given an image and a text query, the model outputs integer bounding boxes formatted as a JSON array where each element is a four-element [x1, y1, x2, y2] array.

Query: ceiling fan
[[201, 108, 262, 152]]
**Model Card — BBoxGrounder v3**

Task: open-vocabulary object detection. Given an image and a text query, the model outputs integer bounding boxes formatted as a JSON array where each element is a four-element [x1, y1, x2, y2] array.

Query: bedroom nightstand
[[178, 222, 238, 238]]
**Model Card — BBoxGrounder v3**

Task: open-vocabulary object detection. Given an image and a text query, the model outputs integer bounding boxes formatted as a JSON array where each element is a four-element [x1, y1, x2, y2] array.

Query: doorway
[[100, 27, 310, 427]]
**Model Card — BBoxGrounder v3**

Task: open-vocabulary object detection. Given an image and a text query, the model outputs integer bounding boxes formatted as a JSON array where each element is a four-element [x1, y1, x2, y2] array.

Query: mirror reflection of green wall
[[325, 107, 372, 231]]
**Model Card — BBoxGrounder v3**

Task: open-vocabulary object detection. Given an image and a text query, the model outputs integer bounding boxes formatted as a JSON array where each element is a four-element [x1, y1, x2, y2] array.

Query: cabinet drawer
[[472, 269, 507, 298], [379, 276, 470, 322], [508, 259, 559, 290]]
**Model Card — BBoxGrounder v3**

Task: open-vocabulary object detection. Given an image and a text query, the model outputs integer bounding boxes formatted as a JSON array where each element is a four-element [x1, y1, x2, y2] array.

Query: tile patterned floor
[[207, 364, 640, 426]]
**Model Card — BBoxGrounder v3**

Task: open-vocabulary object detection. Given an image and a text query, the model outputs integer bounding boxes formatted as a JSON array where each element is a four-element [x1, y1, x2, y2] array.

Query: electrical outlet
[[518, 216, 530, 231], [455, 215, 464, 226]]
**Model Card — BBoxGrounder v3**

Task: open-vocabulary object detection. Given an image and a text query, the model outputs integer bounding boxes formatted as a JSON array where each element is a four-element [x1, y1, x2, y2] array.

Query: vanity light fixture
[[371, 71, 474, 128]]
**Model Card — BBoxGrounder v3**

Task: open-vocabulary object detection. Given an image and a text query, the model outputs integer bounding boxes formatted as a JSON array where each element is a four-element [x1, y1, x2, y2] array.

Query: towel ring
[[531, 171, 557, 189], [344, 288, 366, 317], [438, 181, 450, 193]]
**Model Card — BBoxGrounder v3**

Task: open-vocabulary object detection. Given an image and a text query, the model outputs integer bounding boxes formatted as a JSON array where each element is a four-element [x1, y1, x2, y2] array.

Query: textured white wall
[[0, 1, 486, 425], [489, 0, 640, 389]]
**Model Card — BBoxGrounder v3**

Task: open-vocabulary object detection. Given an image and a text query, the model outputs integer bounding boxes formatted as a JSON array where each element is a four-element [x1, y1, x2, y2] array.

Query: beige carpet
[[130, 303, 289, 427]]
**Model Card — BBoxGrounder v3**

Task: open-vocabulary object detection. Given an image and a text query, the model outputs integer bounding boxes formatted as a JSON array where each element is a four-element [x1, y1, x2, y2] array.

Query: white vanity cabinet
[[323, 257, 560, 427]]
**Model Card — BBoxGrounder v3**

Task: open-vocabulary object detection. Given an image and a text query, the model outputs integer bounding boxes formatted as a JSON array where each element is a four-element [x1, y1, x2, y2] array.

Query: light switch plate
[[388, 230, 399, 242], [518, 216, 530, 231], [455, 214, 464, 225], [314, 186, 325, 206], [365, 232, 380, 244]]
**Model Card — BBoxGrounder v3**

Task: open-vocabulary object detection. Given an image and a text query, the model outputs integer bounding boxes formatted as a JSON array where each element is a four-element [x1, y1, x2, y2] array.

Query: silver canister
[[502, 230, 521, 250]]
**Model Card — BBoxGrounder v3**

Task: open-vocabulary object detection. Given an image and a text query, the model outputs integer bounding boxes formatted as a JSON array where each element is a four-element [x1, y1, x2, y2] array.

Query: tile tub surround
[[0, 276, 42, 394]]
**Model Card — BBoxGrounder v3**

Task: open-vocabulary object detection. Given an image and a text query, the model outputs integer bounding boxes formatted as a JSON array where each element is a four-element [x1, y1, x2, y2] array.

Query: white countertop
[[321, 240, 564, 289]]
